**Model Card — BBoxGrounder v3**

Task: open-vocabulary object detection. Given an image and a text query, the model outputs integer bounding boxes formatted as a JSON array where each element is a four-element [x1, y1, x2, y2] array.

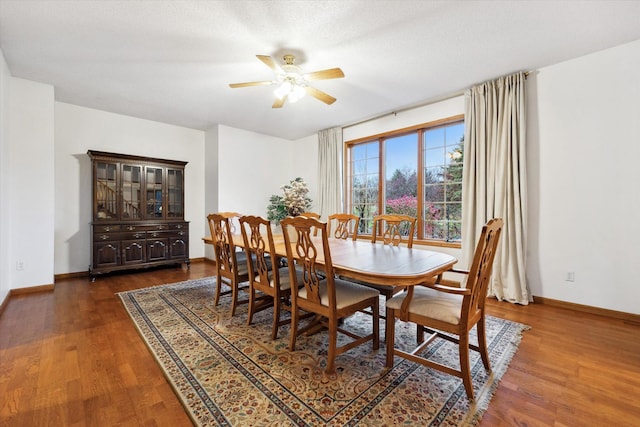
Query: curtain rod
[[341, 90, 464, 130], [342, 71, 529, 131]]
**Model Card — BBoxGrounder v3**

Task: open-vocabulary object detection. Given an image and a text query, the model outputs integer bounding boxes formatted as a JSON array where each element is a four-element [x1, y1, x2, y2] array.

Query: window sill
[[355, 236, 461, 249], [414, 239, 462, 249]]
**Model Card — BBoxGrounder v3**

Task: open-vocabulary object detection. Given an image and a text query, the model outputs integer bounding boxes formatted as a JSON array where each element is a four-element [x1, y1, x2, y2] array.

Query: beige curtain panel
[[317, 127, 343, 220], [463, 72, 531, 305]]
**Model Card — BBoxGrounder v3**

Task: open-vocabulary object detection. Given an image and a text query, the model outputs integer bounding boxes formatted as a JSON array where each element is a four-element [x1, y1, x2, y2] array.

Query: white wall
[[9, 78, 55, 288], [217, 125, 318, 216], [201, 125, 318, 261], [0, 50, 11, 302], [290, 133, 319, 211], [54, 103, 205, 274], [204, 125, 219, 260], [527, 39, 640, 314]]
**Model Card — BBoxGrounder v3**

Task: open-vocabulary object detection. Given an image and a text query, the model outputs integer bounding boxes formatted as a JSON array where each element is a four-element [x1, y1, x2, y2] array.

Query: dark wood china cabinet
[[88, 150, 190, 279]]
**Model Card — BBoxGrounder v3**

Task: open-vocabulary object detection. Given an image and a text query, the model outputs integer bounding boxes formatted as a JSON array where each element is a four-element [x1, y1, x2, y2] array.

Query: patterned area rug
[[118, 277, 528, 426]]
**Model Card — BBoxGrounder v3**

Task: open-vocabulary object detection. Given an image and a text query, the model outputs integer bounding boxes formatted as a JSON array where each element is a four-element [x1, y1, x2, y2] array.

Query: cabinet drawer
[[121, 231, 146, 240], [147, 230, 172, 239], [172, 229, 188, 238], [94, 232, 146, 241], [94, 232, 122, 241], [94, 224, 121, 233], [122, 224, 148, 233]]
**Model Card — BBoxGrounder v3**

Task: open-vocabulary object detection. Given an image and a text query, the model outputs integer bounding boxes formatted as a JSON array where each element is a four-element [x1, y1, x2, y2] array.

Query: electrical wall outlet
[[16, 261, 25, 271], [565, 271, 575, 282]]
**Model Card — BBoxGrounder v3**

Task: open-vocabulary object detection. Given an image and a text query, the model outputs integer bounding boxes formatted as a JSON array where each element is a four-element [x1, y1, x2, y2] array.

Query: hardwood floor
[[1, 263, 639, 426]]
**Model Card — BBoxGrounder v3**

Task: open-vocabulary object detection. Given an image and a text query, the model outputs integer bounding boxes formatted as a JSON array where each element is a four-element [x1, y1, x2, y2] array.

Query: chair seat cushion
[[270, 267, 303, 290], [386, 286, 463, 325], [298, 279, 380, 310]]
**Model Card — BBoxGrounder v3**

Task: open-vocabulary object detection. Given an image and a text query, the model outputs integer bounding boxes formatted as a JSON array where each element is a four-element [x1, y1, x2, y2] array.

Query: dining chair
[[327, 213, 360, 241], [281, 215, 380, 376], [207, 212, 251, 316], [239, 215, 297, 340], [385, 218, 504, 399], [361, 214, 418, 299], [371, 213, 416, 248]]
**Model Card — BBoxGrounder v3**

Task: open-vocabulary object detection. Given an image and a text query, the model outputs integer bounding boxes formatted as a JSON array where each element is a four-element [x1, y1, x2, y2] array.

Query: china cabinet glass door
[[145, 166, 164, 219], [95, 161, 118, 220], [167, 168, 184, 218], [121, 164, 142, 220]]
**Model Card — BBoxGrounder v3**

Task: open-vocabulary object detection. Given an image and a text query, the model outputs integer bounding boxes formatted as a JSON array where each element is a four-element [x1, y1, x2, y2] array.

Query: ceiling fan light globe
[[274, 81, 292, 100], [289, 85, 306, 103]]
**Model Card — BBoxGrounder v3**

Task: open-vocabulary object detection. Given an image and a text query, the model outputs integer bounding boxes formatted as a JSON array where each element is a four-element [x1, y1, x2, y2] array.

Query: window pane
[[424, 127, 444, 149], [349, 140, 379, 234], [385, 134, 417, 218], [424, 147, 445, 167], [422, 121, 465, 242]]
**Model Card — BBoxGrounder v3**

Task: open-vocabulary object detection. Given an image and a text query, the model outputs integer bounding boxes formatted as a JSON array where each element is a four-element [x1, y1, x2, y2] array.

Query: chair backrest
[[299, 212, 321, 236], [299, 212, 320, 219], [207, 212, 242, 282], [239, 215, 278, 288], [371, 214, 417, 248], [465, 218, 504, 315], [281, 216, 336, 310], [327, 213, 360, 241]]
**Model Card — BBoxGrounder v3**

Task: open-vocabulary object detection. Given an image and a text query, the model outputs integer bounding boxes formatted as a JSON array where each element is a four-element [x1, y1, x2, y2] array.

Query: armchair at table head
[[327, 213, 360, 241], [371, 214, 417, 248], [385, 218, 504, 400]]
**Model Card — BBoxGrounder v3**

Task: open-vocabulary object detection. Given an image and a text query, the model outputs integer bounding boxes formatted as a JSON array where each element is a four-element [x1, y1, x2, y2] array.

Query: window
[[346, 115, 464, 244]]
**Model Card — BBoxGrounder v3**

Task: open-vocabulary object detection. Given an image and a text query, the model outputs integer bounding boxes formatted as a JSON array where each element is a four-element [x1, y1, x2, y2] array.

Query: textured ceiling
[[1, 0, 639, 140]]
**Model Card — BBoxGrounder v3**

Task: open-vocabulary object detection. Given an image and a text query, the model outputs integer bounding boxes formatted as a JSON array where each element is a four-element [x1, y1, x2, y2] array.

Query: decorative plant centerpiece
[[267, 177, 313, 223]]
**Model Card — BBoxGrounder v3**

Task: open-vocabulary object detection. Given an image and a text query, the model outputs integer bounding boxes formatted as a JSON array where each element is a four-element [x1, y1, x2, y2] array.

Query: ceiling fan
[[229, 54, 344, 108]]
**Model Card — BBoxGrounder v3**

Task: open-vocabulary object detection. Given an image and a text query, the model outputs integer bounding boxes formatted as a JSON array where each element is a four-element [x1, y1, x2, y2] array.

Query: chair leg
[[230, 281, 239, 316], [385, 307, 395, 367], [325, 315, 338, 375], [214, 274, 223, 306], [246, 286, 255, 326], [459, 332, 474, 399], [289, 303, 299, 352], [372, 298, 380, 350], [477, 317, 491, 371], [271, 296, 281, 340]]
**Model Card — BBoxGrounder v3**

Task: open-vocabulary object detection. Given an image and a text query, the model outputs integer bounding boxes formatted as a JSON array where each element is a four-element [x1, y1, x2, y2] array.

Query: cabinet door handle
[[100, 235, 109, 240], [134, 233, 143, 239], [104, 226, 111, 232], [127, 226, 135, 231], [175, 224, 183, 229]]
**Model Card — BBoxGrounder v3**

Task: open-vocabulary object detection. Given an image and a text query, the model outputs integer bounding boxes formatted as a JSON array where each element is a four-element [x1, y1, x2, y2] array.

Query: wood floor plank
[[1, 262, 639, 426]]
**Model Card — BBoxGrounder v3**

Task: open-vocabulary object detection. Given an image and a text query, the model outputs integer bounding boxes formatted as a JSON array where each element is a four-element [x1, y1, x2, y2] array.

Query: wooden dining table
[[203, 233, 457, 288]]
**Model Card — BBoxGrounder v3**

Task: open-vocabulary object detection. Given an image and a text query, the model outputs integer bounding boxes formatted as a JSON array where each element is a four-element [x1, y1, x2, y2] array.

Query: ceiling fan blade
[[229, 80, 273, 88], [305, 67, 345, 81], [257, 55, 279, 71], [305, 86, 337, 105], [272, 96, 286, 108]]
